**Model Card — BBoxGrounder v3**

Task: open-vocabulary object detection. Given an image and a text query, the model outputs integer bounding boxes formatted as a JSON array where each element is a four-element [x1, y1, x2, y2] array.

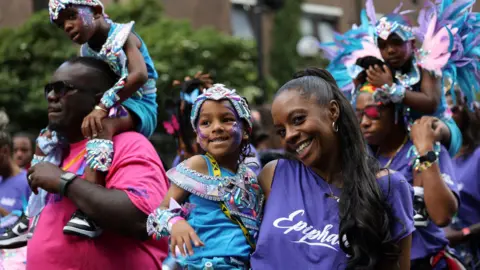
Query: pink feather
[[418, 13, 456, 76]]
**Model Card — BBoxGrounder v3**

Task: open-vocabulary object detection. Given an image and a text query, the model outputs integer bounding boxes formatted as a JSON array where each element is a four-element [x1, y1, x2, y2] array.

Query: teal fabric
[[442, 117, 462, 157], [122, 92, 157, 138]]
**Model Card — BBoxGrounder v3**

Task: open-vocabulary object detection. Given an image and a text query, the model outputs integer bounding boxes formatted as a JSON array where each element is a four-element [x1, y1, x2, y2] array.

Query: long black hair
[[277, 67, 399, 269], [355, 56, 394, 86]]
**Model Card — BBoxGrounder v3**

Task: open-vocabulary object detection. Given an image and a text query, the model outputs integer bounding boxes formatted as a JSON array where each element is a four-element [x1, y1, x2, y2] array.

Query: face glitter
[[76, 6, 95, 31]]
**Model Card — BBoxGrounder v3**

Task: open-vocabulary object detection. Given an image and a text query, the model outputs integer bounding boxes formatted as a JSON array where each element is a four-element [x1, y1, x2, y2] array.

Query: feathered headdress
[[319, 9, 382, 98], [420, 0, 480, 108]]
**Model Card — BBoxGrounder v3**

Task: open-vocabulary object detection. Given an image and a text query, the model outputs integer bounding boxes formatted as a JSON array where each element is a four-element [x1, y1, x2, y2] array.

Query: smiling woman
[[251, 67, 414, 270]]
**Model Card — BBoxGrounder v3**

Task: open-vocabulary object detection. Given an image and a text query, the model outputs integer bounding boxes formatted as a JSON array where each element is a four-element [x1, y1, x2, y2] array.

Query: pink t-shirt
[[27, 132, 169, 270]]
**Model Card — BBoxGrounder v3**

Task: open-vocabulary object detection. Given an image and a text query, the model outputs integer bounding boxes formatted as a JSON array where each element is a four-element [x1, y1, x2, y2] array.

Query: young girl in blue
[[147, 84, 263, 270], [27, 0, 158, 239]]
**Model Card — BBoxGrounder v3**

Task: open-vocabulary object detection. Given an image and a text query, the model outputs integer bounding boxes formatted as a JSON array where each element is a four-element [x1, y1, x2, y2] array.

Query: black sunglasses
[[44, 81, 78, 99], [44, 81, 103, 100]]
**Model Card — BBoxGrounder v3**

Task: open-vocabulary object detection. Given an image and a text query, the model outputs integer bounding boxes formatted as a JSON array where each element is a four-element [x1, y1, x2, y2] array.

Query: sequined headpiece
[[49, 0, 105, 22], [190, 84, 252, 133], [376, 14, 415, 41]]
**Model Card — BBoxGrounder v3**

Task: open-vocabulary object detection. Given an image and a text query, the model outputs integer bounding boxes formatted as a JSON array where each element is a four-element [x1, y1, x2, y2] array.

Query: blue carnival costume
[[147, 85, 263, 270]]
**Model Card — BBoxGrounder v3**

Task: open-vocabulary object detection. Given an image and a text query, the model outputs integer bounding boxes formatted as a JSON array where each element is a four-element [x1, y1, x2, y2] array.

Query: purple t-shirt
[[377, 140, 460, 260], [251, 159, 414, 269], [453, 148, 480, 227], [0, 170, 31, 233]]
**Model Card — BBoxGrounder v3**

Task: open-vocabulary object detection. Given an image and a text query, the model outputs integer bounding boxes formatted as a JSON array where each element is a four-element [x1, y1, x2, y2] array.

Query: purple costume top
[[250, 159, 414, 269]]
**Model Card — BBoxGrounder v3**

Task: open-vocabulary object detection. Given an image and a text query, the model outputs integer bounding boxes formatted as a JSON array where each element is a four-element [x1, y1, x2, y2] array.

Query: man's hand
[[27, 162, 65, 194], [367, 65, 394, 87], [82, 107, 108, 139]]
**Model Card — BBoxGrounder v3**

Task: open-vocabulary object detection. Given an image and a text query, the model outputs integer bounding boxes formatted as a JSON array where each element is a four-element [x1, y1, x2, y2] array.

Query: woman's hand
[[170, 219, 204, 257], [410, 116, 437, 154]]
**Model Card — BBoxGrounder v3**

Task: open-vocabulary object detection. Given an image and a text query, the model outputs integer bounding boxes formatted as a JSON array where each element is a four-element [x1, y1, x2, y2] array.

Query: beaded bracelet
[[147, 208, 182, 240], [381, 83, 406, 103], [85, 139, 114, 172], [412, 142, 441, 173], [146, 198, 193, 240], [100, 79, 125, 109]]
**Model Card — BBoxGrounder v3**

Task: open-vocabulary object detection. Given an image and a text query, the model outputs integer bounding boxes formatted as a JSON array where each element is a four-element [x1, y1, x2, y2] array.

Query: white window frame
[[230, 0, 257, 6], [301, 3, 344, 17]]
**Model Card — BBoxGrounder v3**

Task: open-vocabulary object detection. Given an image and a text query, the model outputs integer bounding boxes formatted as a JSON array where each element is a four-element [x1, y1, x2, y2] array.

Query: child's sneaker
[[63, 210, 102, 238], [27, 214, 40, 239], [0, 213, 29, 248], [413, 187, 429, 227]]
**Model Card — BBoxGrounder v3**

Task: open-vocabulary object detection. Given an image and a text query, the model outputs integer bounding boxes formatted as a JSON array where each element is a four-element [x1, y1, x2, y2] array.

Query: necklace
[[376, 136, 408, 168], [326, 175, 340, 202]]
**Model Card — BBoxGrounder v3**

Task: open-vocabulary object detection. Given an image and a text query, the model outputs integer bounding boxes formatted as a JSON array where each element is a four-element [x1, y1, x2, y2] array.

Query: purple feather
[[399, 10, 415, 15], [442, 0, 473, 22], [365, 0, 377, 25], [393, 2, 404, 14], [416, 1, 436, 40], [455, 59, 473, 67]]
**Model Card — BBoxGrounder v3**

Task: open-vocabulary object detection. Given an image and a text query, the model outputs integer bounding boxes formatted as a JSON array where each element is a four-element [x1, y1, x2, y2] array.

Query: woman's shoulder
[[376, 169, 413, 198]]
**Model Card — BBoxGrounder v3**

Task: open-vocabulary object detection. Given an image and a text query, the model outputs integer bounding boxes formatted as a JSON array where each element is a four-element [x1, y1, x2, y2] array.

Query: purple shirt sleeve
[[437, 145, 460, 199], [377, 171, 415, 242]]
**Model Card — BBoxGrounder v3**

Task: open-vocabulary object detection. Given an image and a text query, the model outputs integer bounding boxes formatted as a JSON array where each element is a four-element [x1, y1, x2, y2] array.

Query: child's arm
[[99, 33, 148, 110], [402, 69, 440, 115], [151, 156, 208, 257], [368, 66, 440, 114], [80, 34, 148, 139]]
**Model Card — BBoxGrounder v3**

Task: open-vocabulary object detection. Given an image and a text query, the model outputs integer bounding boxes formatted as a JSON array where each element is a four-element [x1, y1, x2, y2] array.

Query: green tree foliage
[[269, 0, 303, 90], [0, 0, 261, 133]]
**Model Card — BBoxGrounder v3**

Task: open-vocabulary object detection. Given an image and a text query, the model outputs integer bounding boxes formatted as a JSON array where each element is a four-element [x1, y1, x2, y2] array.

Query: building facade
[[2, 0, 480, 71]]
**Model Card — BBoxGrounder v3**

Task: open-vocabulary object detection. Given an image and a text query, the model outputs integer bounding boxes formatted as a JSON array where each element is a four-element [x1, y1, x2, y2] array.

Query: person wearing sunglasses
[[24, 57, 169, 270], [443, 89, 480, 269], [354, 58, 464, 269]]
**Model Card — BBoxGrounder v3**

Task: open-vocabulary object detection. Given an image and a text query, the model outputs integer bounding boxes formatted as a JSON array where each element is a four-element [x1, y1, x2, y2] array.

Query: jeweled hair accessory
[[376, 15, 415, 41], [190, 84, 253, 133], [49, 0, 105, 22]]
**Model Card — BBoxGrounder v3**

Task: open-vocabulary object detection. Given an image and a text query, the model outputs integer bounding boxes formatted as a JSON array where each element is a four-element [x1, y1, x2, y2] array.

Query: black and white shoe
[[413, 194, 429, 227], [63, 210, 102, 238], [27, 214, 40, 239], [0, 214, 29, 248]]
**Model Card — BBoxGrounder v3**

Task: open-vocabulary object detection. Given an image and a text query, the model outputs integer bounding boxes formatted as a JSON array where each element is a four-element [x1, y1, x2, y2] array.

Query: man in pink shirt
[[25, 57, 169, 269]]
